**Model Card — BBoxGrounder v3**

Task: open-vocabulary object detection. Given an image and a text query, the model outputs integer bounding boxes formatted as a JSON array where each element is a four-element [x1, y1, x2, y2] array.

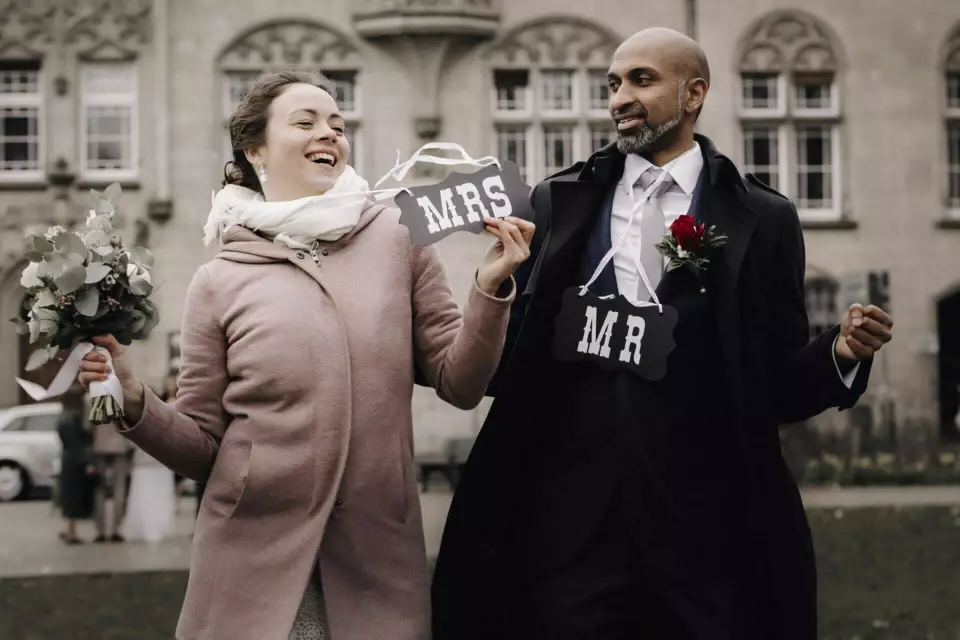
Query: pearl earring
[[257, 163, 268, 184]]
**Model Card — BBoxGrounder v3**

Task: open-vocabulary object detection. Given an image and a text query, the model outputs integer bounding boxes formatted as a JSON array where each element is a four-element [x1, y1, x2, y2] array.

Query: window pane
[[326, 70, 358, 113], [224, 72, 261, 116], [0, 69, 40, 94], [805, 278, 838, 340], [949, 123, 960, 208], [85, 105, 133, 170], [496, 125, 528, 182], [590, 123, 614, 151], [24, 414, 59, 432], [82, 64, 135, 94], [587, 70, 609, 110], [948, 72, 960, 110], [742, 126, 780, 191], [741, 73, 779, 109], [794, 73, 833, 110], [543, 125, 574, 177], [0, 107, 40, 171], [493, 69, 529, 111], [795, 126, 833, 209], [541, 70, 574, 111]]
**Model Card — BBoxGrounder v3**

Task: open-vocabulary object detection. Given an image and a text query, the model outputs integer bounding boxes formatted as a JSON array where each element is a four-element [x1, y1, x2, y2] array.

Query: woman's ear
[[243, 147, 262, 166]]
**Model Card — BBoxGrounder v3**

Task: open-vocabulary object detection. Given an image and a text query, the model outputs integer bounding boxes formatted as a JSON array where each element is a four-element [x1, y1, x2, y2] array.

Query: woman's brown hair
[[221, 70, 336, 193]]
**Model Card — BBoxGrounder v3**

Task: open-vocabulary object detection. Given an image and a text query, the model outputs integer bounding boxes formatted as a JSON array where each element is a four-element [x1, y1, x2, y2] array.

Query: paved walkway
[[2, 486, 959, 579]]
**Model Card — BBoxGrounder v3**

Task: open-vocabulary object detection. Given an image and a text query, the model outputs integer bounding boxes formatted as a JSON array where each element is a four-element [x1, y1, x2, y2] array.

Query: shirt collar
[[622, 141, 703, 196]]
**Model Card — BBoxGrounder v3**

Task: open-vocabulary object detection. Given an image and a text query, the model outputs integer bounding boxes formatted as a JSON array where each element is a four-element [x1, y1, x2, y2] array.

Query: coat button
[[295, 252, 305, 260], [321, 249, 329, 256], [334, 498, 344, 508]]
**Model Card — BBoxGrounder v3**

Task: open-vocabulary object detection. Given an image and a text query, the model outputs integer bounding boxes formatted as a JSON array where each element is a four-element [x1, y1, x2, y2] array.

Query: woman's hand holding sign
[[476, 216, 535, 296]]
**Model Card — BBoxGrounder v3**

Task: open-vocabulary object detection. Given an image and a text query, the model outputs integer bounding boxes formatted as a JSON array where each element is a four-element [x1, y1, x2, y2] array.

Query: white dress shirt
[[609, 142, 859, 388], [610, 143, 703, 305]]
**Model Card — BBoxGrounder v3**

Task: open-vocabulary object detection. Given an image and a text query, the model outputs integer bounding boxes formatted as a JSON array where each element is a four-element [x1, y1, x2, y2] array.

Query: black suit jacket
[[430, 135, 872, 640]]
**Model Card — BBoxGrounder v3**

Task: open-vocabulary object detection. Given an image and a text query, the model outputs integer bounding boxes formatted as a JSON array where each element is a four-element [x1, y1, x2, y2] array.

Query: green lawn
[[0, 508, 957, 639], [812, 506, 960, 639]]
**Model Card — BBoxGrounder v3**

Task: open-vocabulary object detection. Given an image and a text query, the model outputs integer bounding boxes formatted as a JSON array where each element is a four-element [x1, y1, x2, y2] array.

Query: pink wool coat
[[118, 201, 514, 640]]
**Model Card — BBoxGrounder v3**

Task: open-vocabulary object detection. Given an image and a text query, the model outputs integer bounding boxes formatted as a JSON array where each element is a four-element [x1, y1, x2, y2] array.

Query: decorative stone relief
[[0, 0, 150, 60], [0, 0, 56, 58], [485, 16, 620, 68], [738, 10, 841, 72], [219, 21, 363, 72], [945, 24, 960, 71]]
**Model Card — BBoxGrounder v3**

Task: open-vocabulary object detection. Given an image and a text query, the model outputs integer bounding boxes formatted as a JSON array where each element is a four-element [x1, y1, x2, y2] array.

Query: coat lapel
[[695, 135, 758, 381]]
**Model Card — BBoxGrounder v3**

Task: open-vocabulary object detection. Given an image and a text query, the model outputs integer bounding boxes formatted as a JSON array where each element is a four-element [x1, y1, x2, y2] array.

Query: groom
[[432, 27, 894, 640]]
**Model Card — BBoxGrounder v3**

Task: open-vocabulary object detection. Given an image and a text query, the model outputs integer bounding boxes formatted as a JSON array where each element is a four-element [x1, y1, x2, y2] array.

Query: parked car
[[0, 402, 63, 502]]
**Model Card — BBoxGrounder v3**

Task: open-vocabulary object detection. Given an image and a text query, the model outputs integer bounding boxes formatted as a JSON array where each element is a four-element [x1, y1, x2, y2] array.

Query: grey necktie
[[635, 166, 673, 301]]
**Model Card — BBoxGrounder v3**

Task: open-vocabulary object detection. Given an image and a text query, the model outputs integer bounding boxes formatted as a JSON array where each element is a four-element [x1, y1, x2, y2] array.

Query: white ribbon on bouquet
[[17, 343, 124, 412]]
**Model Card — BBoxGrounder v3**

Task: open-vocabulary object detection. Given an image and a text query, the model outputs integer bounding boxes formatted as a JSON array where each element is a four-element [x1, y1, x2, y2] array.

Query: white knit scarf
[[203, 165, 373, 249]]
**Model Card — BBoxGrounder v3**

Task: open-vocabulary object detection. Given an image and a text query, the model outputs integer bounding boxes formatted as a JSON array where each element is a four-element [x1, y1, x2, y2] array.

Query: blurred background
[[0, 0, 959, 638]]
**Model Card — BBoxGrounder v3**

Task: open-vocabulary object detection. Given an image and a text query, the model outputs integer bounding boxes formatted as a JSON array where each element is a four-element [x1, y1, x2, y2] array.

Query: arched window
[[804, 274, 839, 340], [484, 17, 620, 183], [217, 21, 365, 173], [737, 11, 843, 221], [944, 24, 960, 217]]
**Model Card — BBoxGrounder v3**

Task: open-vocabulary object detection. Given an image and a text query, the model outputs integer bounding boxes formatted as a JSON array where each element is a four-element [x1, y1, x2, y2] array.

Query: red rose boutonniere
[[654, 215, 728, 291]]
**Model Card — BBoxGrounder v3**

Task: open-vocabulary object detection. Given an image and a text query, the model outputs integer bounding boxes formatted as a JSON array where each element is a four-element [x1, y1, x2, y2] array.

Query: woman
[[77, 70, 533, 640], [122, 441, 176, 544], [56, 387, 96, 544]]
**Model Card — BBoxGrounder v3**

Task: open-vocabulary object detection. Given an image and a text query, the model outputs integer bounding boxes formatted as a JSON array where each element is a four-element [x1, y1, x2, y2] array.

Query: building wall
[[1, 0, 959, 443]]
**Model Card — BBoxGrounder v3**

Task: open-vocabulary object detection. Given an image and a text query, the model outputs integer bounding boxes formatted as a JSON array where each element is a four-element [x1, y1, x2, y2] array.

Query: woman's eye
[[296, 121, 312, 128]]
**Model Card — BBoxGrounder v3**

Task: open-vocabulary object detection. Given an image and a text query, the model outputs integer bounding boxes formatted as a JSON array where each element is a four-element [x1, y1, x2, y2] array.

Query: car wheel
[[0, 462, 29, 502]]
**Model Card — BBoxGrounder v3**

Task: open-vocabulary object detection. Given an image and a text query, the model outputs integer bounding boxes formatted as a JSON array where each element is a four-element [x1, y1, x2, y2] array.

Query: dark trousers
[[510, 494, 739, 640]]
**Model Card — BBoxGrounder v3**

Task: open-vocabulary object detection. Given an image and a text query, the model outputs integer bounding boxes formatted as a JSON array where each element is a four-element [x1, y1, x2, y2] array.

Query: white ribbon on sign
[[578, 170, 670, 314], [374, 142, 502, 190], [17, 343, 124, 411]]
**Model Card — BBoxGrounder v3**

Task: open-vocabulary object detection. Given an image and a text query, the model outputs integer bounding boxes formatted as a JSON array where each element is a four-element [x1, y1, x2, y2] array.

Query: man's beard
[[615, 113, 683, 155], [615, 82, 686, 155]]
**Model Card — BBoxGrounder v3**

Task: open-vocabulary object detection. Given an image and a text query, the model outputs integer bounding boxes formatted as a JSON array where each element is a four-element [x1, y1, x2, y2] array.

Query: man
[[432, 28, 894, 640]]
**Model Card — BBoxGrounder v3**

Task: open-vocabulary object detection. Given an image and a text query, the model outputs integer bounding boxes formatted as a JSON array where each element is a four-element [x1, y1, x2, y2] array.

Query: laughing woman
[[77, 70, 533, 640]]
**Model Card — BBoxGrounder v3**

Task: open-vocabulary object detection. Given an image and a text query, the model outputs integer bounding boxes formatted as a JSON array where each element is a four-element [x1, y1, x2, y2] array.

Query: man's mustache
[[612, 105, 648, 122]]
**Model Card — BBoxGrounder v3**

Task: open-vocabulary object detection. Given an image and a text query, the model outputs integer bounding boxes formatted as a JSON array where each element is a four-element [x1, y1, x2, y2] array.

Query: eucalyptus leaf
[[55, 232, 88, 259], [130, 247, 154, 269], [38, 255, 67, 279], [84, 230, 109, 247], [11, 317, 28, 336], [104, 182, 121, 201], [129, 275, 153, 297], [75, 287, 99, 316], [96, 200, 114, 215], [129, 310, 146, 335], [25, 348, 51, 372], [85, 264, 111, 284], [89, 189, 102, 207], [55, 266, 86, 294], [30, 236, 54, 254], [25, 251, 43, 263], [94, 245, 115, 258]]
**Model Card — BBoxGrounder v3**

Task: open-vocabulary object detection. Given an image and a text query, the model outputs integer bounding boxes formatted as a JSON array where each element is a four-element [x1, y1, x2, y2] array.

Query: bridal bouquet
[[12, 183, 159, 424]]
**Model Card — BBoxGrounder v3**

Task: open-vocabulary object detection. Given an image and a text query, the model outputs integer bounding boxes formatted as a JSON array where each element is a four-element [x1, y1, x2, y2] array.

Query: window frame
[[946, 71, 960, 217], [739, 70, 842, 220], [0, 62, 44, 183], [78, 61, 140, 181]]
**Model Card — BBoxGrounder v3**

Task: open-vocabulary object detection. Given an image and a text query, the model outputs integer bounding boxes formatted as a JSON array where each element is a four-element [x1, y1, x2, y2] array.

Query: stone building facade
[[1, 0, 958, 449]]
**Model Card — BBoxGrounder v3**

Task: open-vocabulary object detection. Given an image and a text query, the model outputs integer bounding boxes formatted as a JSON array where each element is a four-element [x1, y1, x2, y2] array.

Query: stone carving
[[945, 24, 960, 71], [219, 21, 363, 71], [485, 16, 620, 68], [0, 0, 56, 58], [353, 0, 497, 15], [0, 0, 150, 59], [738, 10, 841, 72], [65, 0, 152, 60]]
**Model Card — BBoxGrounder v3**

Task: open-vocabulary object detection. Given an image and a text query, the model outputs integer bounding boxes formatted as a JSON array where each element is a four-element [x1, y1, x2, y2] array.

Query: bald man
[[432, 28, 893, 640]]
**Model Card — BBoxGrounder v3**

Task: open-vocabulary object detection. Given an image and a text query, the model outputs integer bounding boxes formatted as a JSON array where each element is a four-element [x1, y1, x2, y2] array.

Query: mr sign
[[395, 161, 533, 246], [551, 288, 678, 380]]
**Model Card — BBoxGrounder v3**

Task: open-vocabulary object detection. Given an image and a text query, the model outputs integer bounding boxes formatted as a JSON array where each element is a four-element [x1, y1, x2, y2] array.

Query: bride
[[122, 442, 177, 544]]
